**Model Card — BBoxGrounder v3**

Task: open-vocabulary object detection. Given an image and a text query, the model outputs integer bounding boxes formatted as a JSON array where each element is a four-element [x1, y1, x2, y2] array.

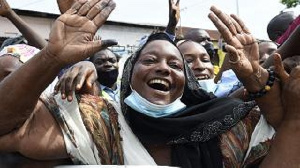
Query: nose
[[155, 61, 171, 76], [102, 61, 114, 68], [192, 58, 205, 71]]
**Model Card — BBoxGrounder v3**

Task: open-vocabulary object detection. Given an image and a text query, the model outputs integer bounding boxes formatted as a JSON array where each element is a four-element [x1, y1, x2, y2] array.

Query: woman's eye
[[185, 58, 193, 63], [142, 58, 155, 64], [169, 62, 183, 70], [202, 56, 211, 62]]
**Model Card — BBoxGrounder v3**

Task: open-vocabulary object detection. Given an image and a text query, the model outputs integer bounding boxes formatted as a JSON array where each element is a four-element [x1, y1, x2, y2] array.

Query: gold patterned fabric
[[220, 106, 273, 168], [78, 94, 124, 165]]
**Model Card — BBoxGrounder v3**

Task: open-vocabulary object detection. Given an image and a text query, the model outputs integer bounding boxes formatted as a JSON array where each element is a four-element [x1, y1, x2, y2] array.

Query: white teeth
[[197, 75, 209, 80], [149, 79, 170, 88]]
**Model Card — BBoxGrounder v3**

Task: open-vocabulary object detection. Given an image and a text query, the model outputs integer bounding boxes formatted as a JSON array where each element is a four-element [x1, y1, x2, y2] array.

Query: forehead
[[139, 40, 183, 60], [259, 42, 277, 50], [178, 41, 207, 53], [186, 30, 210, 40], [94, 49, 116, 59]]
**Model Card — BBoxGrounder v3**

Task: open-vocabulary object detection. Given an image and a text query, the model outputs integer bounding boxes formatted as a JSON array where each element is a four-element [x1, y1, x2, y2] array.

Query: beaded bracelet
[[248, 69, 275, 100]]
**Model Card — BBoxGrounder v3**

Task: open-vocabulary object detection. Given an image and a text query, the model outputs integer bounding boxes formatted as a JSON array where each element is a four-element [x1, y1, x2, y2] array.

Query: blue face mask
[[198, 78, 217, 94], [124, 89, 186, 118]]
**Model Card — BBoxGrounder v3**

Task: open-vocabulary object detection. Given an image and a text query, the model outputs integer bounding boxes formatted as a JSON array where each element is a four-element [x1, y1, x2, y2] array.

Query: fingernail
[[68, 96, 73, 102]]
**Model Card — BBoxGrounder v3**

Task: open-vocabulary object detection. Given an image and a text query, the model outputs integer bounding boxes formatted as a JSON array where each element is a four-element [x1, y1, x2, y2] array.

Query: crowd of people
[[0, 0, 300, 167]]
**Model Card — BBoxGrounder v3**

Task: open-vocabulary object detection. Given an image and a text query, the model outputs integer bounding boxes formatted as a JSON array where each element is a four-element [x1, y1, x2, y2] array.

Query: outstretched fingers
[[230, 14, 251, 34], [86, 0, 110, 20], [77, 0, 101, 16], [208, 7, 233, 44], [92, 0, 116, 27], [65, 0, 86, 15], [210, 6, 237, 36]]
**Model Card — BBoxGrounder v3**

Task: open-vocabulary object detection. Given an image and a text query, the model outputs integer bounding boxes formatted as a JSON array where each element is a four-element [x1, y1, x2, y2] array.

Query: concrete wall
[[0, 15, 53, 39], [0, 15, 155, 55]]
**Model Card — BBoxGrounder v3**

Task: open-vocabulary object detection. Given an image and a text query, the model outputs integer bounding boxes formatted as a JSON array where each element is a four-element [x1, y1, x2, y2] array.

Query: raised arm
[[0, 0, 47, 49], [208, 6, 283, 129], [0, 0, 117, 135], [165, 0, 180, 36], [260, 55, 300, 168]]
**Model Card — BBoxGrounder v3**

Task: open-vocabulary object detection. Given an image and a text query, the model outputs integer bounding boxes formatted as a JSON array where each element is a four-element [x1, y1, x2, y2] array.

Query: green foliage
[[281, 0, 300, 8]]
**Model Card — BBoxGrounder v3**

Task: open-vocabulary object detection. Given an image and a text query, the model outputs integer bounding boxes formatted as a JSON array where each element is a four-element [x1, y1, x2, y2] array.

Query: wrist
[[40, 48, 66, 68], [245, 68, 276, 100], [244, 67, 269, 92]]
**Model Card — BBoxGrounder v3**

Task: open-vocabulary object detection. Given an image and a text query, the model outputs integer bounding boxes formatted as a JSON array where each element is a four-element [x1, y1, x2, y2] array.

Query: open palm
[[46, 0, 117, 66], [208, 6, 260, 80]]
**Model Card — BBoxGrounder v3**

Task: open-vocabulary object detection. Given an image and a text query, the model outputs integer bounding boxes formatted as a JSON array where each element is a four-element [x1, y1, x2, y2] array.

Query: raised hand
[[55, 61, 99, 101], [208, 6, 267, 92], [0, 0, 12, 17], [273, 53, 300, 118], [45, 0, 117, 66], [166, 0, 180, 35], [169, 0, 180, 26]]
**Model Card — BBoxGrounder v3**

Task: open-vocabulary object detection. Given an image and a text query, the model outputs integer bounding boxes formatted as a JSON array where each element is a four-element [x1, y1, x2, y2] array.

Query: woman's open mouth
[[147, 78, 170, 92], [196, 74, 209, 80]]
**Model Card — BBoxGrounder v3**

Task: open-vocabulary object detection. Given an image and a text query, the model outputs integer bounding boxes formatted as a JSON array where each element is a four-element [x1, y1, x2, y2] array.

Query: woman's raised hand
[[208, 6, 267, 92], [45, 0, 117, 67]]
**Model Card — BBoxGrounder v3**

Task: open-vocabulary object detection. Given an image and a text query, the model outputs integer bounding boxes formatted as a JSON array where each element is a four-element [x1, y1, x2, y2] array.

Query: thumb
[[225, 44, 240, 64], [86, 39, 118, 57], [274, 53, 289, 84], [99, 39, 118, 48]]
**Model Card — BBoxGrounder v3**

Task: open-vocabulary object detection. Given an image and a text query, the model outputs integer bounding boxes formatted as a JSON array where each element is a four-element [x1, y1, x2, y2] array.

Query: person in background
[[267, 11, 295, 42], [90, 48, 121, 102], [184, 28, 225, 75], [0, 0, 47, 49], [56, 48, 121, 103], [259, 41, 278, 65], [276, 14, 300, 45], [178, 40, 240, 98]]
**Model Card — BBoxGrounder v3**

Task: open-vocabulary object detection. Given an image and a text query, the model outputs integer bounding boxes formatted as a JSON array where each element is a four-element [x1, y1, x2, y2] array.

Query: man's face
[[92, 49, 118, 73], [131, 40, 185, 105], [186, 29, 211, 45], [259, 42, 277, 65]]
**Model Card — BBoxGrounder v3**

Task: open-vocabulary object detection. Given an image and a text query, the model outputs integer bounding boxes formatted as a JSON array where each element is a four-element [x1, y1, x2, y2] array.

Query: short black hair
[[89, 48, 121, 62], [267, 11, 295, 41]]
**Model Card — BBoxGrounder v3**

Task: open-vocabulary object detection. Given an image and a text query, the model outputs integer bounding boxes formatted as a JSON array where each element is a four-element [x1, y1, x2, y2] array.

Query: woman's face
[[131, 40, 185, 105], [178, 41, 214, 80]]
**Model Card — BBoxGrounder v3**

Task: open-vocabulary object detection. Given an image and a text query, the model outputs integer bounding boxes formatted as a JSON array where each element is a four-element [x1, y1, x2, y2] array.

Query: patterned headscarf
[[0, 44, 40, 63]]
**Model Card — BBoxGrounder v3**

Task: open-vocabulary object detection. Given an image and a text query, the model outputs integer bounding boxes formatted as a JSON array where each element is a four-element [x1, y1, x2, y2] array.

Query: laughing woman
[[55, 32, 271, 167], [0, 1, 293, 168], [119, 32, 261, 167]]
